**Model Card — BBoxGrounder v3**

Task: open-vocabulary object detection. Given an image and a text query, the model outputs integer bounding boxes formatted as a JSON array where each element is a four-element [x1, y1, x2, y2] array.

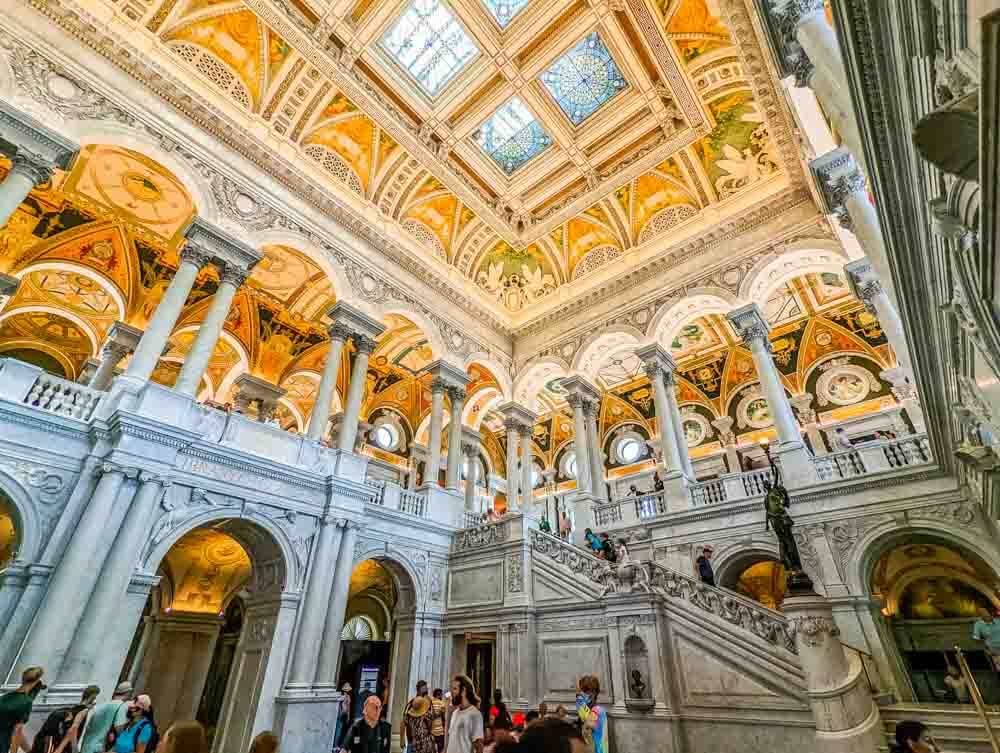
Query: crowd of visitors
[[0, 667, 281, 753]]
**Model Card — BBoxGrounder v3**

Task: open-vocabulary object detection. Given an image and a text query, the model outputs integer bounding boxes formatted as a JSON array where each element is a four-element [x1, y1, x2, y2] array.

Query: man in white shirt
[[445, 675, 483, 753]]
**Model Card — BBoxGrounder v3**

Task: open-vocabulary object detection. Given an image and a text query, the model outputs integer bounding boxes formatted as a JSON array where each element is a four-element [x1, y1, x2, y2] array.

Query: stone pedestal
[[569, 492, 598, 546], [273, 692, 341, 753], [783, 590, 882, 753], [660, 470, 689, 512]]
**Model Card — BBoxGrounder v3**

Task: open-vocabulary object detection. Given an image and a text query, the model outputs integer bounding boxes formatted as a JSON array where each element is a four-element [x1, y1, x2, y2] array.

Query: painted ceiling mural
[[111, 0, 796, 314]]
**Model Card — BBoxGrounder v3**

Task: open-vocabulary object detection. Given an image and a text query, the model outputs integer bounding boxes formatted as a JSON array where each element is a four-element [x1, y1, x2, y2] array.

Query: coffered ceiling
[[50, 0, 809, 322]]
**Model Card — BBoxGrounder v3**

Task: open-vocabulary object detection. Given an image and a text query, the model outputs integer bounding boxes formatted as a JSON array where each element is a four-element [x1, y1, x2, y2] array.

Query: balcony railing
[[23, 372, 102, 421], [399, 489, 426, 517], [813, 434, 932, 480], [594, 491, 666, 528], [462, 510, 488, 528], [690, 478, 726, 506]]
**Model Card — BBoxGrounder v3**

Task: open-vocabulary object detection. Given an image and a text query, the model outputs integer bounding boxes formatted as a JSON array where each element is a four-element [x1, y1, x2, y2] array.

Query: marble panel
[[540, 636, 611, 703], [681, 718, 813, 753], [448, 561, 503, 607]]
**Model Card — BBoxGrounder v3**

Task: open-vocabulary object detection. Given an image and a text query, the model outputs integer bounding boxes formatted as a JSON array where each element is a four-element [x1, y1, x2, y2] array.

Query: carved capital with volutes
[[446, 384, 467, 404], [504, 416, 521, 435], [327, 321, 353, 343], [180, 242, 213, 271], [566, 392, 586, 410], [218, 263, 249, 289], [727, 303, 773, 353], [582, 398, 600, 420], [352, 334, 377, 357], [430, 376, 448, 395], [10, 149, 55, 186], [827, 169, 867, 208]]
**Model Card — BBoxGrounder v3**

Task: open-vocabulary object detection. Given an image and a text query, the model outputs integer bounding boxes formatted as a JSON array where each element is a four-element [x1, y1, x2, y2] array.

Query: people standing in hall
[[401, 696, 436, 753], [156, 721, 207, 753], [337, 695, 391, 753], [79, 682, 134, 753], [488, 689, 510, 729], [111, 695, 157, 753], [334, 683, 353, 751], [558, 510, 571, 541], [430, 689, 447, 753], [69, 685, 101, 737], [495, 717, 585, 753], [401, 681, 430, 750], [695, 546, 715, 586], [29, 707, 79, 753], [972, 609, 1000, 671], [0, 666, 45, 753], [445, 675, 483, 753]]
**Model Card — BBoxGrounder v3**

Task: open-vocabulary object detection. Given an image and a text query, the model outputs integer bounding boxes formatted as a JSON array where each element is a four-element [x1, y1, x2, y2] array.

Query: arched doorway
[[870, 538, 1000, 704], [338, 557, 420, 727], [731, 560, 788, 611], [121, 518, 288, 752], [0, 491, 19, 568]]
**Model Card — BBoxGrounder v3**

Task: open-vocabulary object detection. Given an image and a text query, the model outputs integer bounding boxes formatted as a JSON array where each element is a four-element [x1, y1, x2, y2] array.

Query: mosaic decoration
[[476, 242, 557, 311], [380, 0, 480, 97], [696, 91, 779, 198], [474, 97, 552, 175], [482, 0, 530, 28], [540, 31, 628, 126]]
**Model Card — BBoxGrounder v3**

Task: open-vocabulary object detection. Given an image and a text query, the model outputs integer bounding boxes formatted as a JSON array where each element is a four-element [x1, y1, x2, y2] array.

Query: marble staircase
[[879, 703, 1000, 752]]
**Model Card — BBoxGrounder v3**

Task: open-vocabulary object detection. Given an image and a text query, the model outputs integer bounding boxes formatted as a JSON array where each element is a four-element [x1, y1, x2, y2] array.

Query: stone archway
[[127, 516, 292, 753]]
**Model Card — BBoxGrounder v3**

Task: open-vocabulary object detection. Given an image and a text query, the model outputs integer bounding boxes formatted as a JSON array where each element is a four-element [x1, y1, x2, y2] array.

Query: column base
[[775, 442, 817, 488], [274, 690, 342, 753]]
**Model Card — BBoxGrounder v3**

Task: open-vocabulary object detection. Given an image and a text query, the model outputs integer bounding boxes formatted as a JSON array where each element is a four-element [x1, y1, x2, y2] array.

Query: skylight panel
[[474, 96, 553, 175], [380, 0, 480, 97], [482, 0, 530, 28], [540, 31, 628, 126]]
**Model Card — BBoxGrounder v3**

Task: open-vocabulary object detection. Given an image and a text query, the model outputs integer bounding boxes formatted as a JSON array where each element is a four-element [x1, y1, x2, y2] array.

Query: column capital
[[430, 376, 449, 395], [559, 375, 601, 404], [101, 321, 143, 357], [233, 373, 286, 408], [581, 398, 600, 419], [218, 262, 250, 288], [498, 401, 537, 429], [352, 334, 377, 356], [184, 216, 262, 274], [635, 343, 677, 379], [9, 149, 56, 186], [461, 427, 481, 457], [843, 258, 882, 313], [727, 303, 772, 351], [810, 147, 864, 215], [773, 0, 825, 33], [324, 301, 387, 341], [179, 242, 214, 271], [504, 416, 522, 434], [138, 470, 171, 488], [0, 99, 78, 170], [445, 384, 467, 404], [423, 359, 471, 393], [565, 392, 586, 410], [327, 321, 353, 343], [789, 393, 817, 425]]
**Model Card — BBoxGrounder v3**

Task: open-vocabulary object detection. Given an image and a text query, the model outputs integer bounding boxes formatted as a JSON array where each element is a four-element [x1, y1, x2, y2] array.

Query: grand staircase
[[880, 703, 1000, 752]]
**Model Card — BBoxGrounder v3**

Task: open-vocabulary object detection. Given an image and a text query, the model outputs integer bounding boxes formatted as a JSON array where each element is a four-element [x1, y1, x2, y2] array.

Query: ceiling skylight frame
[[481, 0, 531, 29], [539, 30, 630, 127], [378, 0, 482, 99], [473, 95, 554, 176]]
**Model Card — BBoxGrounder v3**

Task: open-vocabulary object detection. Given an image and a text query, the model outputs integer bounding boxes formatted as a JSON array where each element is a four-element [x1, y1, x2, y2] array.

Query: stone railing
[[595, 492, 666, 527], [645, 562, 797, 655], [24, 372, 102, 421], [399, 488, 426, 517], [813, 447, 866, 481], [454, 518, 509, 552], [462, 510, 487, 528], [813, 434, 932, 480], [528, 528, 607, 583], [690, 477, 727, 506]]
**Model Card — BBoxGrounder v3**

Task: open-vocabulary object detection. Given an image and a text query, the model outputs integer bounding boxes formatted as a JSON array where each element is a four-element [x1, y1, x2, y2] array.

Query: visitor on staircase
[[889, 720, 940, 752], [695, 546, 715, 586], [0, 667, 45, 753], [79, 682, 133, 753], [972, 608, 1000, 672]]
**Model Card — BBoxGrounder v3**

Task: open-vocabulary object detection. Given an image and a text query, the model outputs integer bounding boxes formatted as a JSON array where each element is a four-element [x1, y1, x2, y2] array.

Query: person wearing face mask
[[445, 675, 483, 753], [0, 666, 45, 753], [337, 695, 391, 753], [890, 721, 940, 753], [111, 695, 157, 753]]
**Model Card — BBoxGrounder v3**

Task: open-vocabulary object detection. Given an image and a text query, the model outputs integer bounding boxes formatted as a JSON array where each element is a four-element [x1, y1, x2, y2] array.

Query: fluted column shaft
[[175, 267, 245, 395], [584, 401, 606, 500], [446, 387, 465, 490], [316, 522, 359, 684], [746, 335, 801, 447], [289, 516, 344, 684], [647, 365, 683, 475], [127, 246, 211, 381], [90, 343, 129, 392], [62, 473, 169, 685], [663, 372, 695, 479], [426, 380, 446, 487], [0, 152, 54, 227], [520, 426, 534, 508], [307, 325, 350, 440], [504, 419, 520, 510], [13, 464, 129, 681], [567, 395, 593, 493], [338, 336, 375, 451]]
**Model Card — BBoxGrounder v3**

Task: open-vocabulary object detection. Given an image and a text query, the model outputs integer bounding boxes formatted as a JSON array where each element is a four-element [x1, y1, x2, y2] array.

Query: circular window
[[341, 616, 374, 641], [618, 438, 643, 464], [372, 424, 398, 451]]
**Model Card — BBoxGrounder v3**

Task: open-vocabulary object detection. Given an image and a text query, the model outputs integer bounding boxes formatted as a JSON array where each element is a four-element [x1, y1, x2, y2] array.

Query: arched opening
[[733, 560, 787, 611], [871, 538, 1000, 704], [121, 518, 287, 752], [0, 490, 20, 567], [0, 347, 69, 377]]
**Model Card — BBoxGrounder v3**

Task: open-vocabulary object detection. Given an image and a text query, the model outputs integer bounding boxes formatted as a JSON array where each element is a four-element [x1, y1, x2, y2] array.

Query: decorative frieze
[[453, 521, 509, 552]]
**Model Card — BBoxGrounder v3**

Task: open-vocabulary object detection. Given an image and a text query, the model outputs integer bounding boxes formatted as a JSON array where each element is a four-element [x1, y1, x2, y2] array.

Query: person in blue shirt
[[112, 695, 156, 753], [583, 529, 603, 555]]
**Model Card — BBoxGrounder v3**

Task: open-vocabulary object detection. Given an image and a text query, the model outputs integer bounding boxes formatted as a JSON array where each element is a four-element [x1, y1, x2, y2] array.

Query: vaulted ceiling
[[120, 0, 800, 317]]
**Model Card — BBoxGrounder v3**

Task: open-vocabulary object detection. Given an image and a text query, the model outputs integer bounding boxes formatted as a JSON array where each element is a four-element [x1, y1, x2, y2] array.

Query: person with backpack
[[79, 682, 133, 753], [110, 695, 157, 753], [29, 708, 78, 753]]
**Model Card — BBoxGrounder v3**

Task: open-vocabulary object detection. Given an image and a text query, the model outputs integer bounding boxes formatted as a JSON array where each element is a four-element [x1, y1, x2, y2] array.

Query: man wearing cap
[[695, 546, 715, 587], [0, 666, 45, 753], [78, 682, 134, 753]]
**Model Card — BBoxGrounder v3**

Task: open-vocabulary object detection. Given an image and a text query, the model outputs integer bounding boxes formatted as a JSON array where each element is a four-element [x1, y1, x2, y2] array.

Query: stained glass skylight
[[474, 96, 552, 175], [379, 0, 480, 97], [482, 0, 530, 28], [540, 31, 628, 126]]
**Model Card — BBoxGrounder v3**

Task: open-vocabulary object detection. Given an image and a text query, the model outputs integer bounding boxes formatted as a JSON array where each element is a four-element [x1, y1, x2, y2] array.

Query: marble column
[[316, 521, 359, 685], [337, 335, 376, 451], [445, 386, 466, 490], [89, 322, 143, 391], [12, 463, 130, 683], [425, 378, 446, 487], [637, 350, 683, 477], [504, 418, 520, 511], [711, 417, 741, 473], [61, 472, 169, 688], [728, 304, 815, 486], [583, 400, 606, 501], [127, 244, 212, 381], [845, 259, 913, 373], [0, 564, 29, 641], [520, 423, 535, 508], [306, 324, 350, 441], [662, 368, 695, 479], [791, 394, 828, 456], [566, 394, 593, 494], [175, 264, 249, 395], [288, 514, 344, 686], [0, 151, 56, 227], [462, 439, 479, 512]]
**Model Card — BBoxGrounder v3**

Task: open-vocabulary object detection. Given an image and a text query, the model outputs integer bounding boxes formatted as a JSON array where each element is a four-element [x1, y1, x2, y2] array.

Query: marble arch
[[463, 354, 512, 400], [462, 386, 502, 430], [647, 290, 739, 350], [571, 325, 644, 381], [739, 243, 850, 305], [0, 305, 100, 358], [711, 542, 782, 591], [249, 229, 351, 306], [514, 357, 570, 413], [376, 306, 446, 364], [13, 261, 128, 322], [59, 122, 218, 223], [350, 548, 422, 614], [0, 466, 43, 565]]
